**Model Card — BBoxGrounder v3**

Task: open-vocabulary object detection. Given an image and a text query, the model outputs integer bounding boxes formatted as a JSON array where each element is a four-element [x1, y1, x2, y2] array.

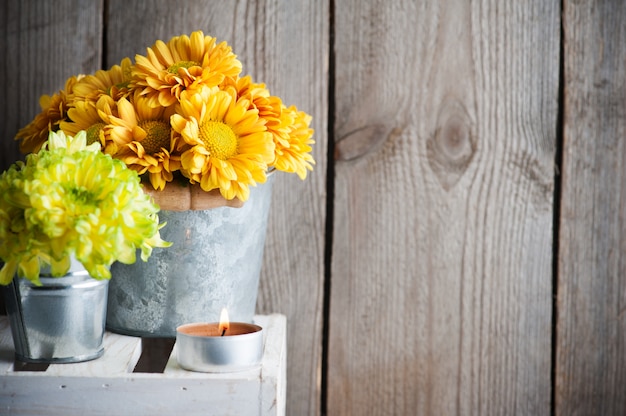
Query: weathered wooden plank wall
[[1, 0, 625, 415], [0, 0, 103, 170], [329, 0, 559, 414], [556, 1, 626, 415]]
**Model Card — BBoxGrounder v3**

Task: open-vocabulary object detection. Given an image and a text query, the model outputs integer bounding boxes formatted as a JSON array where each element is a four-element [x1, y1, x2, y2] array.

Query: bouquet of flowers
[[0, 131, 171, 285], [14, 30, 315, 203]]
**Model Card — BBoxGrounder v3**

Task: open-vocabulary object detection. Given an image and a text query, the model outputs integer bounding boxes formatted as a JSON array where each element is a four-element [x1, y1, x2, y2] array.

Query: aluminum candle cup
[[176, 322, 263, 372]]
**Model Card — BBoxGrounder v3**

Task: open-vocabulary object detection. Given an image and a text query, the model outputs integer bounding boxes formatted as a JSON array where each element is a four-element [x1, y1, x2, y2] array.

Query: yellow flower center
[[167, 61, 201, 74], [86, 123, 105, 145], [199, 121, 238, 160], [138, 120, 171, 154]]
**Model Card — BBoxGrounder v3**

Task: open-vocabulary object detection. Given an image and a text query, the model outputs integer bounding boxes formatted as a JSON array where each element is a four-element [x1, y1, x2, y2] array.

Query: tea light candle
[[176, 308, 263, 373]]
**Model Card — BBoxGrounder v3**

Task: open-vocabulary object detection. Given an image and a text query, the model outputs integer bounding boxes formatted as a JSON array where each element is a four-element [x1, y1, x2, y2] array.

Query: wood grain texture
[[106, 2, 328, 415], [329, 1, 559, 414], [556, 1, 626, 415], [14, 1, 626, 414], [0, 0, 103, 172]]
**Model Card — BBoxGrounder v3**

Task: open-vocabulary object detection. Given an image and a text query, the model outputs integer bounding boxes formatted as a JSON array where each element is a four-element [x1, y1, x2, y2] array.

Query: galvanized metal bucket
[[106, 174, 274, 338], [2, 261, 109, 364]]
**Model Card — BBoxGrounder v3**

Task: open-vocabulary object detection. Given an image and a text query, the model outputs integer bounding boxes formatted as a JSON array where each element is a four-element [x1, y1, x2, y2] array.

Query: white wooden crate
[[0, 314, 286, 416]]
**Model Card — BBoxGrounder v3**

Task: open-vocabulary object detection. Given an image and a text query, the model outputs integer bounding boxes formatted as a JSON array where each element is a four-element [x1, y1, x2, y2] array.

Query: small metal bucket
[[2, 263, 109, 364], [106, 174, 274, 338]]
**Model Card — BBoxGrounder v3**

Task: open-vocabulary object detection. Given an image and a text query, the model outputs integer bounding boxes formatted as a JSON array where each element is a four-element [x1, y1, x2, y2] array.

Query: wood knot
[[335, 124, 389, 162], [427, 99, 476, 190]]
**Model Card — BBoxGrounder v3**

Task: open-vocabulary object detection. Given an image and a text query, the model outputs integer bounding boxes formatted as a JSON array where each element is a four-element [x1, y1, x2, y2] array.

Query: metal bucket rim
[[19, 272, 107, 290]]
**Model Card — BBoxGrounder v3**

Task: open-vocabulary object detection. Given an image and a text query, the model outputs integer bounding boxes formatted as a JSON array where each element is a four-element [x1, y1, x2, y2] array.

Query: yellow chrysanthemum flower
[[0, 131, 170, 285], [272, 105, 315, 179], [171, 87, 274, 201], [108, 94, 180, 190], [132, 30, 242, 108], [60, 95, 117, 151], [15, 75, 83, 154], [72, 57, 133, 104], [222, 75, 315, 179]]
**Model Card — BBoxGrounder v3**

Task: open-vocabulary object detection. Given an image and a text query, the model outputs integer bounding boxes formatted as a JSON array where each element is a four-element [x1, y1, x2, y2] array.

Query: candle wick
[[221, 328, 226, 336]]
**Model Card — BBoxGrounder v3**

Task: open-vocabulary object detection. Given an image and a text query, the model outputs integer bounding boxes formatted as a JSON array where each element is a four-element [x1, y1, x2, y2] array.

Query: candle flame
[[219, 308, 230, 335]]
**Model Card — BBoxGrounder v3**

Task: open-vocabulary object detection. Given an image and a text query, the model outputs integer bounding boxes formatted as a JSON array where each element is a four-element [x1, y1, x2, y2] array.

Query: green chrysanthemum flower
[[0, 161, 45, 284], [0, 130, 171, 285]]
